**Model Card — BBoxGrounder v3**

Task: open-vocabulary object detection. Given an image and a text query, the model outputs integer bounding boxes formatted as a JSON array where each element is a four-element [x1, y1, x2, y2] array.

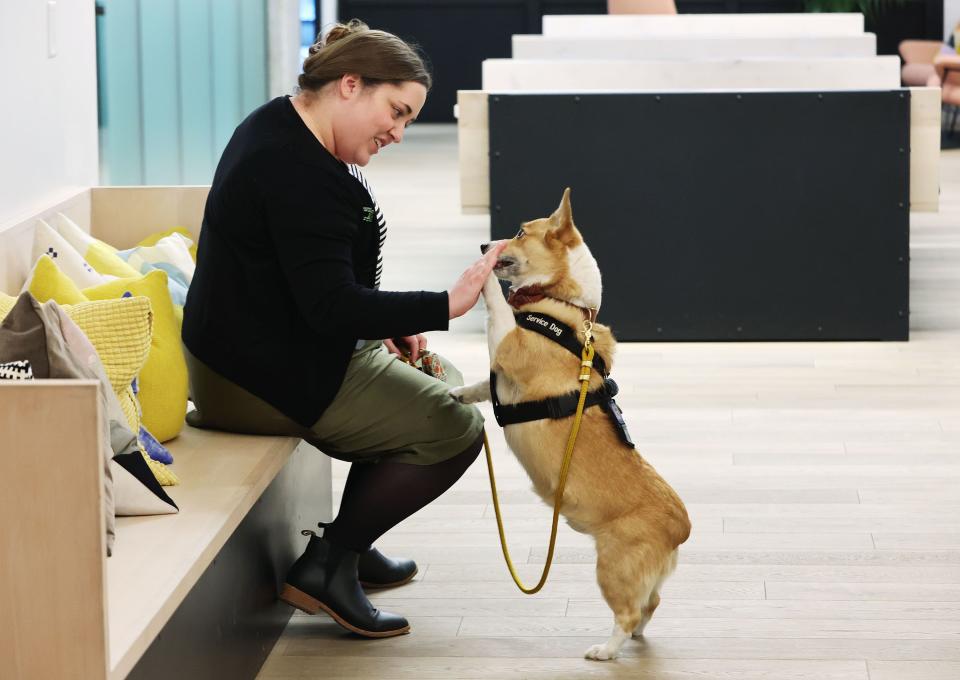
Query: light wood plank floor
[[259, 125, 960, 680]]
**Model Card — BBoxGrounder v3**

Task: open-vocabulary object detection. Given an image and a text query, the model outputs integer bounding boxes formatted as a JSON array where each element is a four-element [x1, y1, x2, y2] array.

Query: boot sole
[[360, 566, 419, 590], [278, 583, 411, 638]]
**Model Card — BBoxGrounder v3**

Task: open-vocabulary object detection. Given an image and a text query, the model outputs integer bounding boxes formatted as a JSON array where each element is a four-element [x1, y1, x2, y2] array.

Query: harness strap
[[514, 312, 608, 376], [490, 371, 622, 424]]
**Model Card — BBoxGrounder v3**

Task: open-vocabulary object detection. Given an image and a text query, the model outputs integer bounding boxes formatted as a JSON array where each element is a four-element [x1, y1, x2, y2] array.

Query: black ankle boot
[[315, 521, 418, 589], [358, 547, 418, 588], [279, 531, 410, 638]]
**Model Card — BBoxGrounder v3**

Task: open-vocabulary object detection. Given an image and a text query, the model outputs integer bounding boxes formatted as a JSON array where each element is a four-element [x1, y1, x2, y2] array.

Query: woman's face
[[333, 76, 427, 166]]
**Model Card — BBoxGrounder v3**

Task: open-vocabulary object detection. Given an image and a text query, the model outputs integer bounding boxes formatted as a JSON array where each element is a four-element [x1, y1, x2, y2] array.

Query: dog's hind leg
[[633, 549, 678, 639], [632, 589, 660, 639], [585, 534, 654, 661]]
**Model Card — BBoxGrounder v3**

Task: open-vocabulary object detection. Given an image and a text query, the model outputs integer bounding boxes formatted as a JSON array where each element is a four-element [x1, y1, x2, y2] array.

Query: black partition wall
[[488, 91, 910, 341]]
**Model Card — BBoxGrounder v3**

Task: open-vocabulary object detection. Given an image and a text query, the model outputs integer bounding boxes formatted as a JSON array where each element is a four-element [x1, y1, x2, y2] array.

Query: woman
[[182, 20, 506, 638]]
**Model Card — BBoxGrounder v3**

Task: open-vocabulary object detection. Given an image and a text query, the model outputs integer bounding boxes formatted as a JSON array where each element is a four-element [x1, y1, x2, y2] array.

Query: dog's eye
[[515, 229, 525, 239]]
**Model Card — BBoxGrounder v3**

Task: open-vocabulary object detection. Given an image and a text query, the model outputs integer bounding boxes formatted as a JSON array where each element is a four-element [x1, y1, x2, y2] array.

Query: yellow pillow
[[63, 297, 153, 436], [60, 299, 179, 486], [0, 292, 14, 318], [84, 269, 188, 443], [138, 227, 198, 262], [24, 255, 87, 305]]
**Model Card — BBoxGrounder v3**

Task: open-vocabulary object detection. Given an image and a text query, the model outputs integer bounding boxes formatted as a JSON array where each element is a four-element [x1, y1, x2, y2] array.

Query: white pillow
[[23, 219, 112, 291], [111, 460, 179, 516], [49, 212, 99, 255], [120, 232, 195, 285]]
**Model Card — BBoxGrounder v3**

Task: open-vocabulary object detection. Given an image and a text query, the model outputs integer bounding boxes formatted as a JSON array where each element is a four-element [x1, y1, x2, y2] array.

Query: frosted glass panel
[[97, 0, 268, 185]]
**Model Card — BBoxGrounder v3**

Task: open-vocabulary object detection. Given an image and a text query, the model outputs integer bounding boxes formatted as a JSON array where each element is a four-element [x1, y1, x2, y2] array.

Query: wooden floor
[[258, 125, 960, 680]]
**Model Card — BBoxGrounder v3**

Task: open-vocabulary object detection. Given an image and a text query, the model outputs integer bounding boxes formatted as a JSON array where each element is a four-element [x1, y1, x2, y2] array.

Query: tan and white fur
[[451, 188, 691, 661]]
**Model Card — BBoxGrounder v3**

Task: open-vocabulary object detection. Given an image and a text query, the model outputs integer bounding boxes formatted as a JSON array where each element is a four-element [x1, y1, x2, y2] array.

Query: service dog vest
[[489, 312, 635, 447]]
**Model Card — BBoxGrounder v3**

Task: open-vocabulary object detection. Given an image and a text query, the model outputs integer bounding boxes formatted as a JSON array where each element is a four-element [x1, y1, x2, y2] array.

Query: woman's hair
[[298, 19, 432, 93]]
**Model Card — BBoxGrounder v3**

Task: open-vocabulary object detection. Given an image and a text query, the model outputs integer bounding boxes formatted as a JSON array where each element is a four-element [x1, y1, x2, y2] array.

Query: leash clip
[[580, 316, 596, 382], [579, 343, 595, 382], [581, 318, 594, 348]]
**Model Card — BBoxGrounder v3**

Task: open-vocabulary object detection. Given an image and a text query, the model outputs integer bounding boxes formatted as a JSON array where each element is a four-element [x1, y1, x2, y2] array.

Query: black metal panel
[[489, 92, 910, 341], [127, 444, 328, 680]]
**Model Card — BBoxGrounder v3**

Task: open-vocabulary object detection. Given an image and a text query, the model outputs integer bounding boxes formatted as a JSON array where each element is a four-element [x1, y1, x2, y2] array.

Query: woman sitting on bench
[[182, 19, 507, 639]]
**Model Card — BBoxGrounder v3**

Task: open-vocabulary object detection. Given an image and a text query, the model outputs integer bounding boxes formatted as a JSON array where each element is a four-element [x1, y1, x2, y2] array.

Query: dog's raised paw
[[584, 644, 618, 661], [448, 386, 467, 403]]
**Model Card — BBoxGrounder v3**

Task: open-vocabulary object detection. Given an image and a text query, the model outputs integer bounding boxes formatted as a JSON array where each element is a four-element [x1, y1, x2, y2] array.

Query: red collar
[[506, 285, 547, 307], [507, 285, 598, 323]]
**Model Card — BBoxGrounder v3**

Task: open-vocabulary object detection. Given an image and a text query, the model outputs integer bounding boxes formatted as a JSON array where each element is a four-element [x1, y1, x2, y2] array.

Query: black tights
[[322, 430, 484, 552]]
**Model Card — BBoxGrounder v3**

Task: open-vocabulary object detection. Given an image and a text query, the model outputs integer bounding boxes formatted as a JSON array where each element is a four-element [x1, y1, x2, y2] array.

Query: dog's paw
[[449, 380, 490, 405], [584, 644, 619, 661]]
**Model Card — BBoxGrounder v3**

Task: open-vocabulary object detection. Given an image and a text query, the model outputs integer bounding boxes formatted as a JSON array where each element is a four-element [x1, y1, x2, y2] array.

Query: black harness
[[490, 312, 635, 447]]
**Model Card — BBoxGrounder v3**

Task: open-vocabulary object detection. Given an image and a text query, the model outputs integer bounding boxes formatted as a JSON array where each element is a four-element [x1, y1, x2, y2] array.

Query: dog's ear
[[548, 187, 580, 246], [549, 188, 572, 228]]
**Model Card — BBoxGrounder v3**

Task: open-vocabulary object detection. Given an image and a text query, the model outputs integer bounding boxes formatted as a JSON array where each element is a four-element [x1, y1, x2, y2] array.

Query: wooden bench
[[0, 186, 331, 679], [512, 34, 879, 60], [541, 12, 866, 36], [482, 56, 902, 91]]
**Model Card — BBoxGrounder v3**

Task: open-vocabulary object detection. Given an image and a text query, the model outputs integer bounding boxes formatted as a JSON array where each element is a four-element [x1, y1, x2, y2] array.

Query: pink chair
[[899, 40, 944, 87], [934, 53, 960, 133], [608, 0, 677, 14]]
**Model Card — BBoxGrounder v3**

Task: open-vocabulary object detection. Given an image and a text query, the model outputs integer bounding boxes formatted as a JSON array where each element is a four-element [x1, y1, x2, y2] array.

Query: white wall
[[268, 0, 303, 98], [0, 0, 98, 230], [947, 0, 960, 41]]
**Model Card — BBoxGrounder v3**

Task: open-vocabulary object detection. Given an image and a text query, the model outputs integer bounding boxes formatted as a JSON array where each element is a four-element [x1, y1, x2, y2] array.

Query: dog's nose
[[480, 242, 490, 254]]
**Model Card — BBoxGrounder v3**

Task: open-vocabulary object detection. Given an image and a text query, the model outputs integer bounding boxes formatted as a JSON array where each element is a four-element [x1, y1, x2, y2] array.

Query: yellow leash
[[483, 324, 596, 594]]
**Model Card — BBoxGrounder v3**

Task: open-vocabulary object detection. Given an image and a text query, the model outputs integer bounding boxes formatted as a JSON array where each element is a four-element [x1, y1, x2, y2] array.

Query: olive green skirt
[[185, 340, 484, 465]]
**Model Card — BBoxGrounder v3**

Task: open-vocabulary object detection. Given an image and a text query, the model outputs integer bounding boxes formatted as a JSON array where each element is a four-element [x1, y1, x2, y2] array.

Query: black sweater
[[182, 96, 449, 427]]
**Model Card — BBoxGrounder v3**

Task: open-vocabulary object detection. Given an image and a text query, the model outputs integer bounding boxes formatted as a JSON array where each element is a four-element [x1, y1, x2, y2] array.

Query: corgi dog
[[450, 188, 691, 661]]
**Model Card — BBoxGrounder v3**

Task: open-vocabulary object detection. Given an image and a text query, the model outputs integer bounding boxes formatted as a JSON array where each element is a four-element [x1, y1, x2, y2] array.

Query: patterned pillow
[[0, 359, 33, 380]]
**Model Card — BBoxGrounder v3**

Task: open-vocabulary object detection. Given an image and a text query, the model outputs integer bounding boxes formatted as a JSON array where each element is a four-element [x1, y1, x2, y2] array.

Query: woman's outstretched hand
[[448, 241, 509, 319], [384, 334, 427, 363]]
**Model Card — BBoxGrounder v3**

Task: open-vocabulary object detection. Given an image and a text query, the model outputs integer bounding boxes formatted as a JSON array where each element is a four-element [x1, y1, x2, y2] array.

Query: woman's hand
[[448, 241, 509, 319], [384, 334, 428, 363]]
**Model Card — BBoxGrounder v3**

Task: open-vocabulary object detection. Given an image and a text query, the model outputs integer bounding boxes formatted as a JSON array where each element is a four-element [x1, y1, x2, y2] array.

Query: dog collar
[[508, 286, 599, 325], [507, 285, 547, 307]]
